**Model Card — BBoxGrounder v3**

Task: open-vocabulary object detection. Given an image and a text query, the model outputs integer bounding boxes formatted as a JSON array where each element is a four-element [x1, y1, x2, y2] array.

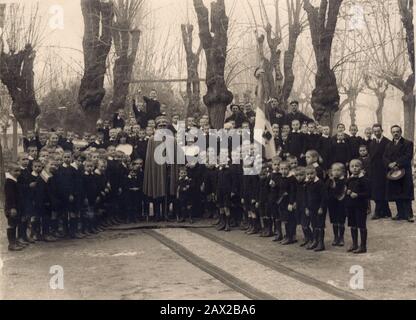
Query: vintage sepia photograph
[[0, 0, 415, 304]]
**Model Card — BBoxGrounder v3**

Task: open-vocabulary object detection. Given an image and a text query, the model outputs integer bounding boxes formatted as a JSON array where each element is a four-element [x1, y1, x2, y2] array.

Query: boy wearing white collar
[[5, 163, 23, 251], [27, 160, 43, 242], [346, 159, 370, 254], [305, 166, 327, 252], [327, 163, 347, 247]]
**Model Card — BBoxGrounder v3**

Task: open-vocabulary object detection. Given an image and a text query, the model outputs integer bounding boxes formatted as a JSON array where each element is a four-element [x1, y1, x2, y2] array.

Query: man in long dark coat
[[383, 125, 414, 223], [369, 124, 392, 219], [143, 116, 180, 221]]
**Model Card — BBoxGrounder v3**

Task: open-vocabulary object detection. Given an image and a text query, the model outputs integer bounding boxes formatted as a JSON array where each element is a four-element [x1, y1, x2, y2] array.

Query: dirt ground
[[0, 202, 415, 300]]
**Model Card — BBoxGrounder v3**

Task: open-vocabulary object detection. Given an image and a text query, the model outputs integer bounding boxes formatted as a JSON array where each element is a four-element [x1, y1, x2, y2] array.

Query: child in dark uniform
[[230, 150, 243, 229], [4, 163, 23, 251], [305, 150, 326, 180], [327, 163, 347, 247], [125, 162, 142, 224], [254, 161, 270, 236], [268, 158, 282, 241], [216, 149, 232, 231], [305, 165, 327, 252], [35, 160, 58, 242], [346, 159, 370, 254], [17, 153, 32, 245], [288, 120, 305, 162], [278, 161, 297, 245], [358, 145, 371, 215], [241, 155, 258, 233], [28, 160, 43, 242], [176, 167, 193, 223], [292, 167, 310, 247], [94, 159, 110, 229], [81, 161, 99, 234], [330, 132, 352, 168]]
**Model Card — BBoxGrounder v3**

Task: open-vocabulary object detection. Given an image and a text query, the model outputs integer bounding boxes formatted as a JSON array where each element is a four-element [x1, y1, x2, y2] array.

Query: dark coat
[[143, 96, 161, 121], [132, 103, 149, 128], [4, 177, 19, 216], [383, 138, 415, 201], [287, 132, 305, 159], [369, 137, 390, 200]]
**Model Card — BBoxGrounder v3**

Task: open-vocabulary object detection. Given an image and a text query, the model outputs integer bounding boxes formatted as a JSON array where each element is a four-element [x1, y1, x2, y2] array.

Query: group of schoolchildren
[[3, 100, 372, 255]]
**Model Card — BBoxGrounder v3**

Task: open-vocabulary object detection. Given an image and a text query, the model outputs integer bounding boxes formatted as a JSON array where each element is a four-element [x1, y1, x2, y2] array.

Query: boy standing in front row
[[346, 159, 370, 254], [4, 164, 23, 251], [305, 166, 327, 252]]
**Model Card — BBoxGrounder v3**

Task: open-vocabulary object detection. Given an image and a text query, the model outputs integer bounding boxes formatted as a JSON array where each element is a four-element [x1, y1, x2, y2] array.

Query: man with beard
[[383, 125, 414, 222]]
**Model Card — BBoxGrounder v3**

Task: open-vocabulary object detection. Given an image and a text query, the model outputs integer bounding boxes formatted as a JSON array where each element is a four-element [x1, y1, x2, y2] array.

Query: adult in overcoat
[[369, 124, 392, 219], [383, 125, 414, 222]]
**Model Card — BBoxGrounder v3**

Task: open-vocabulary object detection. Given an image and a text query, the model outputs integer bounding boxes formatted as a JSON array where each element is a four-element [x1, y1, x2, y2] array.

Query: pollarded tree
[[303, 0, 343, 126], [193, 0, 234, 129], [248, 0, 304, 108], [109, 0, 144, 115], [181, 24, 202, 117], [364, 74, 389, 125], [0, 3, 41, 135], [78, 0, 114, 129], [358, 0, 414, 139]]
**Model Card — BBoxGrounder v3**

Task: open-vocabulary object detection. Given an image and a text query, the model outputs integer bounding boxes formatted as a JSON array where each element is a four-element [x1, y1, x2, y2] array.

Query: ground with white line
[[0, 211, 415, 299]]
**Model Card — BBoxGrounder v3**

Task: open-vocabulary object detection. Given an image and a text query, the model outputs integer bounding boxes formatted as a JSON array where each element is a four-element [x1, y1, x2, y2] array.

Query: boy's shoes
[[408, 217, 414, 223], [43, 235, 57, 242], [281, 238, 297, 245], [392, 216, 403, 221], [8, 243, 24, 251], [371, 215, 380, 220], [25, 235, 36, 244], [306, 240, 318, 250], [17, 238, 30, 246], [347, 245, 358, 252], [272, 235, 283, 242], [353, 247, 367, 254]]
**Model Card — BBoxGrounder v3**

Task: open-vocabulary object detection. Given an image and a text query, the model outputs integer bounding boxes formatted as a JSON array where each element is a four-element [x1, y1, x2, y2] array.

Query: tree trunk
[[193, 0, 233, 129], [2, 127, 7, 150], [78, 0, 114, 130], [109, 23, 141, 115], [402, 88, 415, 140], [0, 141, 4, 205], [375, 94, 384, 125], [0, 45, 40, 135], [181, 24, 202, 117], [304, 0, 343, 127], [311, 66, 340, 125]]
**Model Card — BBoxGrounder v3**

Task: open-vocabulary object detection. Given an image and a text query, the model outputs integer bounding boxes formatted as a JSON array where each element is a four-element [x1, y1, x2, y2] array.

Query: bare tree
[[78, 0, 114, 129], [181, 24, 202, 117], [364, 74, 389, 125], [193, 0, 233, 129], [397, 0, 414, 139], [248, 0, 304, 107], [0, 3, 42, 134], [109, 0, 144, 115], [303, 0, 343, 127], [357, 0, 414, 139]]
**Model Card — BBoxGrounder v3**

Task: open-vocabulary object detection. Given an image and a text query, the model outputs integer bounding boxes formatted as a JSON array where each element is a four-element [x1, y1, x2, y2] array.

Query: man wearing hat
[[383, 125, 414, 222], [143, 115, 180, 221], [369, 124, 392, 219]]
